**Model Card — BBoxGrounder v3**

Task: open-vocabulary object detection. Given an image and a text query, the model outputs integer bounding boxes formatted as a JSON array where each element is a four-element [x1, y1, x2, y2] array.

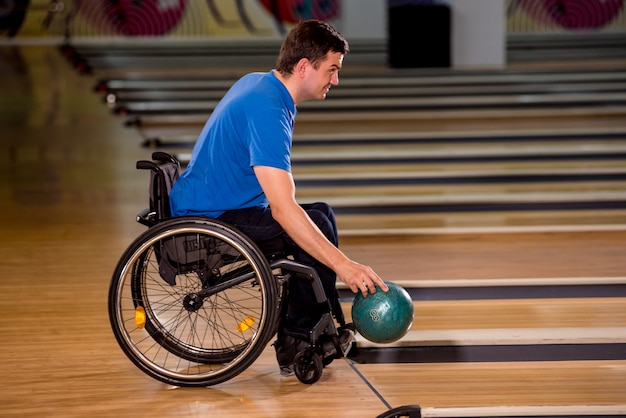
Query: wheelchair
[[108, 152, 351, 387]]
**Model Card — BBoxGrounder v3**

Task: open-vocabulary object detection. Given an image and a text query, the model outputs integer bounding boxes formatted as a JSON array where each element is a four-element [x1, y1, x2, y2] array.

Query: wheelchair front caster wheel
[[294, 350, 323, 384]]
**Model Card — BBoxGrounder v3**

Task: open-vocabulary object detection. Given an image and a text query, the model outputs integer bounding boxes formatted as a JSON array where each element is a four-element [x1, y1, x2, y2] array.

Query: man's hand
[[335, 259, 389, 298]]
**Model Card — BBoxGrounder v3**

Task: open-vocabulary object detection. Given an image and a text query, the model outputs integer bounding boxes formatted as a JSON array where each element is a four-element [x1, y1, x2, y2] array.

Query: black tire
[[108, 217, 279, 387], [294, 350, 323, 384]]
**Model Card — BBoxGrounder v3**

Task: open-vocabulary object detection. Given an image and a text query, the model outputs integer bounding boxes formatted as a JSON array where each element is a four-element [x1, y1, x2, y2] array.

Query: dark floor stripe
[[348, 343, 626, 364], [339, 284, 626, 302], [296, 172, 626, 187], [146, 130, 626, 148], [333, 201, 626, 215], [117, 98, 626, 117], [293, 153, 626, 167]]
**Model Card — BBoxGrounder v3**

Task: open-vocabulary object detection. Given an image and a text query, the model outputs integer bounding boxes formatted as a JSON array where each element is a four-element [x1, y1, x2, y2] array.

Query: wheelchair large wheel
[[108, 217, 279, 387]]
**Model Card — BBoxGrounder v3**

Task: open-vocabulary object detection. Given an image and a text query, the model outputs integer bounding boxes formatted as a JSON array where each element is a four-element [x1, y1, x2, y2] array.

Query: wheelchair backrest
[[136, 152, 181, 226]]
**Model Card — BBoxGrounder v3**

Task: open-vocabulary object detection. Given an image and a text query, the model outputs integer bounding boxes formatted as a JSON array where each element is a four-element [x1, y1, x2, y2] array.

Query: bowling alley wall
[[3, 0, 625, 40], [2, 0, 625, 69]]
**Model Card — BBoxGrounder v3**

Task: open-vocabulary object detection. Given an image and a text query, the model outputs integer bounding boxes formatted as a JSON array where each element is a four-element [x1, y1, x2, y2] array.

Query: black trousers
[[218, 202, 341, 330]]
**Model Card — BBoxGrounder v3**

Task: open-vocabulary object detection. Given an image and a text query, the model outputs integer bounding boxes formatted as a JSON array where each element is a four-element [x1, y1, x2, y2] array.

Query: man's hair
[[275, 20, 349, 75]]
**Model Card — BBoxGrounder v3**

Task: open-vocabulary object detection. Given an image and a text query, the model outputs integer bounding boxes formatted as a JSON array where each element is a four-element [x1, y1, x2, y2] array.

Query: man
[[170, 19, 388, 375]]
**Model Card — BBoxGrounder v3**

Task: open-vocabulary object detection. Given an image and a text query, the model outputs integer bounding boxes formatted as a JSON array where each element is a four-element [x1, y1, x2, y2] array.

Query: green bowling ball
[[352, 281, 414, 344]]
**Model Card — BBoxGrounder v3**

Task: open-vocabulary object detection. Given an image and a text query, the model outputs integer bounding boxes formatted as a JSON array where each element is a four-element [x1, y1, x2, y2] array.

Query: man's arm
[[253, 165, 388, 296]]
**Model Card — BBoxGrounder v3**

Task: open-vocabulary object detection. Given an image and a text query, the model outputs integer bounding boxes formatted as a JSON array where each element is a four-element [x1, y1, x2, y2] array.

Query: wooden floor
[[1, 45, 626, 417]]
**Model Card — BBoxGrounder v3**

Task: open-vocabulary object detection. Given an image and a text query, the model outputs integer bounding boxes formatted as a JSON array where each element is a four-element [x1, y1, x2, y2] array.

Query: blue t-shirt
[[170, 71, 296, 218]]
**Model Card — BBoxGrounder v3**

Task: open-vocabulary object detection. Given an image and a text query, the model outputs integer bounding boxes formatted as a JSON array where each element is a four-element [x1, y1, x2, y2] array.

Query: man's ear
[[294, 58, 309, 78]]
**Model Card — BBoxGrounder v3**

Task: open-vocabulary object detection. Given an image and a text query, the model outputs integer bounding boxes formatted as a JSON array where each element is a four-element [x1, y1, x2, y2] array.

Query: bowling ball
[[351, 281, 413, 344]]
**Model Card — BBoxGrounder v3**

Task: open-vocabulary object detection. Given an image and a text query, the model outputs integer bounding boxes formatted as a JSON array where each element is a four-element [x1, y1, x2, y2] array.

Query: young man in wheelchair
[[169, 19, 388, 376]]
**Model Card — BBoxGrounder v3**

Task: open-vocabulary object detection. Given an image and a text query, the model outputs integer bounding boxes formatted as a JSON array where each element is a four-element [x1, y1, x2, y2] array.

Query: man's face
[[303, 51, 344, 101]]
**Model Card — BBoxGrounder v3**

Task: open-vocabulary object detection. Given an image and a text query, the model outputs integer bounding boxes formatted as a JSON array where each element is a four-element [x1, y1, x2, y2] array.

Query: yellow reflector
[[135, 306, 146, 329], [237, 316, 255, 333]]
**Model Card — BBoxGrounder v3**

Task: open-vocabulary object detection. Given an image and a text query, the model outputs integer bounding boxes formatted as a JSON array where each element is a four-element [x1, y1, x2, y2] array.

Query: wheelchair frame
[[107, 152, 349, 386]]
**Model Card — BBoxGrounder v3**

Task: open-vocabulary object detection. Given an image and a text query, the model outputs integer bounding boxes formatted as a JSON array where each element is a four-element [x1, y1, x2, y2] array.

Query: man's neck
[[273, 70, 300, 105]]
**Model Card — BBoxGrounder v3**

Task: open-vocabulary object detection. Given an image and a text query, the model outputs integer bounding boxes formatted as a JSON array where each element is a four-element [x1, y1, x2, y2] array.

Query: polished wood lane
[[342, 298, 626, 331], [355, 361, 626, 409], [339, 231, 626, 281]]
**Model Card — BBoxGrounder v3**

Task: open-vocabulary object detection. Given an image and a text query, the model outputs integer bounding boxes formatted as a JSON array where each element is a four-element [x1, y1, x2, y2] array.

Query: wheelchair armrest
[[136, 160, 158, 171], [152, 151, 178, 164], [136, 208, 158, 227]]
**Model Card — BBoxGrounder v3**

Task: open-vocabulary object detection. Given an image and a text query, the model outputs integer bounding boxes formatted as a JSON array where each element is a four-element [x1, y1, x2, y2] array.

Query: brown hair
[[275, 20, 349, 75]]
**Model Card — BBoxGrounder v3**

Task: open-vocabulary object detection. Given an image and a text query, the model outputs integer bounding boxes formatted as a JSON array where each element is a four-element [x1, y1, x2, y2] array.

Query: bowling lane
[[354, 360, 626, 411], [89, 63, 626, 136], [65, 38, 386, 77], [96, 65, 626, 94], [333, 209, 626, 232], [103, 81, 626, 108], [341, 297, 626, 344], [136, 113, 624, 153]]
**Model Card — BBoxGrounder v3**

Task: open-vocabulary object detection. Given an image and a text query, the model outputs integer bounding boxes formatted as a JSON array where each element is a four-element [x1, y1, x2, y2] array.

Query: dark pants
[[218, 202, 340, 330]]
